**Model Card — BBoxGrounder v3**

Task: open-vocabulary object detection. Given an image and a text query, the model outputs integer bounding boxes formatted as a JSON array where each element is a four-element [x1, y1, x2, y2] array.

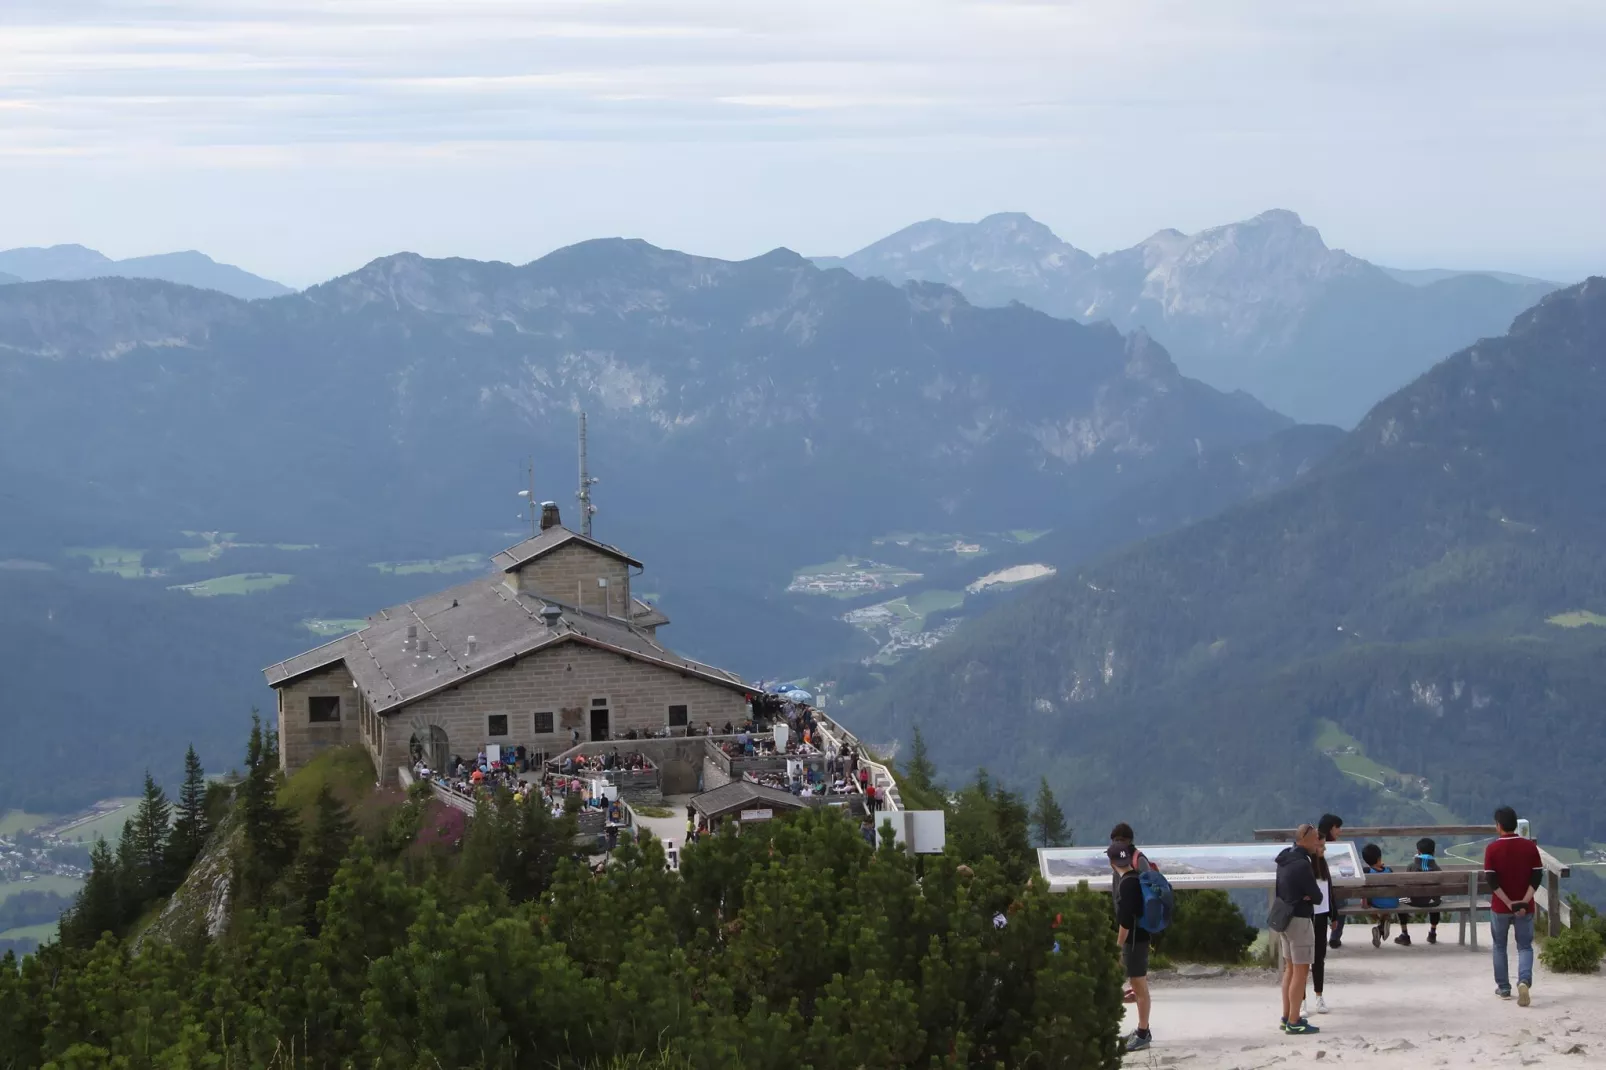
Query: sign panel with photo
[[1038, 842, 1365, 890]]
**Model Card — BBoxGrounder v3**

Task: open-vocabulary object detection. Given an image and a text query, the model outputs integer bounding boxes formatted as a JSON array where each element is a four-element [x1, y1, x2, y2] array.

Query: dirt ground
[[1122, 923, 1603, 1068]]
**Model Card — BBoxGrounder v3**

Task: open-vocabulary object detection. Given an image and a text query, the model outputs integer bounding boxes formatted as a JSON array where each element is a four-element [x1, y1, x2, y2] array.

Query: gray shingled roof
[[690, 780, 808, 819], [263, 573, 746, 714], [490, 525, 643, 572]]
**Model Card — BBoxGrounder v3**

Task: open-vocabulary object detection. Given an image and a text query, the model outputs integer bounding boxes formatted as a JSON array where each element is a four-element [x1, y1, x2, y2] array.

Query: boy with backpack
[[1360, 844, 1402, 947], [1399, 838, 1443, 945], [1109, 842, 1165, 1052]]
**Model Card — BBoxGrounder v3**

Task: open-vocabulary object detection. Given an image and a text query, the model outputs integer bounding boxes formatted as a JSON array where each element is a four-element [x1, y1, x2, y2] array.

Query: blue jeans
[[1491, 910, 1534, 990]]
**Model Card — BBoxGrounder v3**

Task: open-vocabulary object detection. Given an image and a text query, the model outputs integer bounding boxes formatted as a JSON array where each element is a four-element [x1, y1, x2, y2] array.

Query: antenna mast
[[518, 456, 536, 537], [577, 411, 598, 538]]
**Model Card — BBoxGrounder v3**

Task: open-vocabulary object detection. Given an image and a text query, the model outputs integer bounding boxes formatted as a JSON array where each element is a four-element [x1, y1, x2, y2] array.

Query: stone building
[[263, 503, 753, 782]]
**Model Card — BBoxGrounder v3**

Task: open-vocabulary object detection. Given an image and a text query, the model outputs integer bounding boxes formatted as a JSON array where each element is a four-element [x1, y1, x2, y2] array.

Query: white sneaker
[[1314, 995, 1330, 1014]]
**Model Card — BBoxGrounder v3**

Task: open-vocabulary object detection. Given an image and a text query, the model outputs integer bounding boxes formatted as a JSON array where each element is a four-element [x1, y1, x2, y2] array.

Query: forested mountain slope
[[846, 278, 1606, 846]]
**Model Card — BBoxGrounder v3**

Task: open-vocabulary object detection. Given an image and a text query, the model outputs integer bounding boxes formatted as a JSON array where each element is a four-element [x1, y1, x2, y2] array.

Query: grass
[[302, 617, 367, 637], [793, 556, 862, 577], [56, 799, 140, 844], [273, 543, 317, 551], [279, 746, 377, 816], [1548, 610, 1606, 628], [630, 804, 675, 819], [65, 546, 149, 578], [173, 546, 219, 563], [370, 554, 484, 576], [1009, 529, 1050, 543], [0, 875, 83, 904], [168, 572, 293, 597], [789, 558, 923, 597], [1314, 718, 1406, 785], [901, 589, 965, 617], [0, 810, 59, 837]]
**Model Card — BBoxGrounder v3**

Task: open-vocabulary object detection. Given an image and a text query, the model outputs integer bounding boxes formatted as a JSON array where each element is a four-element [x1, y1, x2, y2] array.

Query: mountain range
[[0, 242, 1291, 811], [843, 277, 1606, 852], [816, 210, 1559, 427], [0, 244, 293, 300]]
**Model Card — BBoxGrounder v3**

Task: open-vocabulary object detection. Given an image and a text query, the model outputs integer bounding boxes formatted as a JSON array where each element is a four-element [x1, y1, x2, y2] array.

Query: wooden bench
[[1330, 867, 1491, 948]]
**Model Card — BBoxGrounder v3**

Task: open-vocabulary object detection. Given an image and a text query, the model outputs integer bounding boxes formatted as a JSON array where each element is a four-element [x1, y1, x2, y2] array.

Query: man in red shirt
[[1483, 805, 1542, 1005]]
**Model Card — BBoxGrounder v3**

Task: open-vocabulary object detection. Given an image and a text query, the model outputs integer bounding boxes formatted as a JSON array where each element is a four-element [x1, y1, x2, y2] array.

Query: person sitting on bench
[[1398, 837, 1443, 946], [1360, 844, 1402, 948]]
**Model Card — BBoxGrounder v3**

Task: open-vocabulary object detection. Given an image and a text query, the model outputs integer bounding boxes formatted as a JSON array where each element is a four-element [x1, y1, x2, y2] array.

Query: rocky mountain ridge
[[817, 210, 1558, 426]]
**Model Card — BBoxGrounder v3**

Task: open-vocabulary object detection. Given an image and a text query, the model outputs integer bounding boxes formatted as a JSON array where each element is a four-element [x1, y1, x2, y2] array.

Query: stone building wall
[[372, 640, 748, 784], [276, 662, 363, 774], [510, 542, 632, 615]]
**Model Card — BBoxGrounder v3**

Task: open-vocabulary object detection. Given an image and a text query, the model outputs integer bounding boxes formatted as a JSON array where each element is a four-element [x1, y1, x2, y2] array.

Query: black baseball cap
[[1106, 843, 1134, 865]]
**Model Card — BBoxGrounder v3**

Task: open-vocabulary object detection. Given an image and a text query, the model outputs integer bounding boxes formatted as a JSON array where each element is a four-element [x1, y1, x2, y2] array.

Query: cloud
[[0, 0, 1600, 283]]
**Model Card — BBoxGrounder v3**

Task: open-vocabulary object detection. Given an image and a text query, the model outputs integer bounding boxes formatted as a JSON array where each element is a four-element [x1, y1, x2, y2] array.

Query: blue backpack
[[1137, 868, 1175, 933]]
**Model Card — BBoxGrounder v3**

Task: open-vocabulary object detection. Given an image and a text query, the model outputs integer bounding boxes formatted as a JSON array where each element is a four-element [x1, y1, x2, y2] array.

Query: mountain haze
[[0, 243, 293, 300], [0, 240, 1291, 811], [846, 277, 1606, 846], [818, 211, 1558, 426]]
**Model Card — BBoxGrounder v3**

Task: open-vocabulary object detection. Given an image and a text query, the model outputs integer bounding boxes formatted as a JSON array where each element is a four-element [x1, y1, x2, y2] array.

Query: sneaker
[[1395, 933, 1412, 946], [1428, 930, 1438, 945], [1328, 937, 1342, 949], [1372, 925, 1383, 948], [1496, 987, 1512, 1000], [1125, 1030, 1152, 1052], [1314, 995, 1330, 1014], [1285, 1021, 1321, 1035], [1517, 982, 1531, 1007]]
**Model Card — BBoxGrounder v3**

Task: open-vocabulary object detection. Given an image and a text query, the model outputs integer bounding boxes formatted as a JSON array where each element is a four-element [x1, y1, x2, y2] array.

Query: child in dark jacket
[[1361, 844, 1401, 948], [1398, 837, 1443, 945]]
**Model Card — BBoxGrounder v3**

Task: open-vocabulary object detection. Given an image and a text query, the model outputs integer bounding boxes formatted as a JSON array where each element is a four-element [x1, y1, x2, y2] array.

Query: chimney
[[540, 604, 563, 629], [466, 635, 478, 657], [540, 501, 561, 531], [418, 636, 430, 654], [405, 624, 418, 651]]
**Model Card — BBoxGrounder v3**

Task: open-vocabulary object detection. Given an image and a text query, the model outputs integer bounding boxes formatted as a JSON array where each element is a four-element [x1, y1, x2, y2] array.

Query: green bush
[[1159, 890, 1257, 963], [1539, 926, 1604, 974]]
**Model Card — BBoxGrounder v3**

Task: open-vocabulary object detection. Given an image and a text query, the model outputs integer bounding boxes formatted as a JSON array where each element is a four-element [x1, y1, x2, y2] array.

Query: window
[[487, 714, 509, 738], [308, 696, 340, 723], [534, 710, 554, 733], [592, 697, 609, 707], [668, 704, 689, 728]]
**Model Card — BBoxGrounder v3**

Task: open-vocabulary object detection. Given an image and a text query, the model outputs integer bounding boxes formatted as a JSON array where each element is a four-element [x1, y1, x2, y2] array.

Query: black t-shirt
[[1117, 873, 1149, 944]]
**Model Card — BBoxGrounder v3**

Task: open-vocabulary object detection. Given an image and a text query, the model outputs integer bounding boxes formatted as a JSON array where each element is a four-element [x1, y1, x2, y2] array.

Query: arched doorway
[[408, 723, 449, 772]]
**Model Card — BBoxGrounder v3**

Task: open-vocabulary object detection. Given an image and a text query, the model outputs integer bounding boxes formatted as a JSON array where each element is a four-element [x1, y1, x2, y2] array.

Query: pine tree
[[903, 725, 939, 796], [1029, 777, 1070, 848], [113, 817, 142, 927], [233, 712, 300, 910], [59, 837, 124, 949], [291, 785, 355, 934], [129, 772, 172, 901], [166, 744, 211, 885]]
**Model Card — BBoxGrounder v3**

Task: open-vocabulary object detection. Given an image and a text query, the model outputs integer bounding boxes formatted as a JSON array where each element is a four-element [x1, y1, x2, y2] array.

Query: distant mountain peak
[[0, 243, 291, 300], [821, 209, 1560, 426]]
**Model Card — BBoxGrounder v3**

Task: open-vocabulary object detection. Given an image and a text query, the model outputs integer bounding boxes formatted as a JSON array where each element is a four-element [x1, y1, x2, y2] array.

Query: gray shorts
[[1278, 916, 1315, 966], [1123, 941, 1150, 979]]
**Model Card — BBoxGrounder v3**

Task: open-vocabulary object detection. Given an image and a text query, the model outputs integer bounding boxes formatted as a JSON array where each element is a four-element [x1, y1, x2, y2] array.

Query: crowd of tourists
[[555, 749, 653, 775], [1106, 804, 1546, 1054]]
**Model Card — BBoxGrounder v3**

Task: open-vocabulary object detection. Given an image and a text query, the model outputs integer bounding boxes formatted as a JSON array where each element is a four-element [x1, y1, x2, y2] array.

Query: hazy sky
[[1, 0, 1601, 288]]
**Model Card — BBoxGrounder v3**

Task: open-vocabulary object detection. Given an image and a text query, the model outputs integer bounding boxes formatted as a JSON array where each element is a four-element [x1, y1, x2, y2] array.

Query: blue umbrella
[[784, 689, 814, 703]]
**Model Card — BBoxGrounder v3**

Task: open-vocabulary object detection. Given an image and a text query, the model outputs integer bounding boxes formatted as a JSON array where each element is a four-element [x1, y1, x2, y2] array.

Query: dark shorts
[[1123, 941, 1149, 979]]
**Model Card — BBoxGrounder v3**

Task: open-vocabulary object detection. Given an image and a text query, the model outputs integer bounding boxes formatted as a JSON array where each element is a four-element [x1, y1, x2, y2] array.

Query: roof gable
[[491, 525, 643, 573]]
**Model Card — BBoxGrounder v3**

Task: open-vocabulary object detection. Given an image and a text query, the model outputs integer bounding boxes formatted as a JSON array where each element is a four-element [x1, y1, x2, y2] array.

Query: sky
[[1, 0, 1602, 288]]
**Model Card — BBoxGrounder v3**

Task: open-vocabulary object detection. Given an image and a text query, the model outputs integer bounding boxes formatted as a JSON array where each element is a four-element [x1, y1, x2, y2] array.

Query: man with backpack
[[1109, 842, 1155, 1052], [1272, 824, 1324, 1035]]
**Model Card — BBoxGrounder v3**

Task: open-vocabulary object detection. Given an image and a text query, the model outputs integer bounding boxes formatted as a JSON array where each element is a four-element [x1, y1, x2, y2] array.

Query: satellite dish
[[518, 490, 531, 497]]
